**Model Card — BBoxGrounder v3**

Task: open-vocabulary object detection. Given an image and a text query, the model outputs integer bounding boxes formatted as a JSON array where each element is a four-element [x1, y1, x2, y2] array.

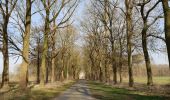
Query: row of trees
[[0, 0, 80, 89], [82, 0, 170, 87], [0, 0, 169, 90]]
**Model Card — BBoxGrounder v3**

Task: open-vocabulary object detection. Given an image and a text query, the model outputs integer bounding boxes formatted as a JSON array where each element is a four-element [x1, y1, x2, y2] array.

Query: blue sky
[[0, 0, 169, 74]]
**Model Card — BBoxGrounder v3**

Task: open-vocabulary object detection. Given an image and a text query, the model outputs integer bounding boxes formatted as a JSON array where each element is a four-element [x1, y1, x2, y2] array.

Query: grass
[[0, 80, 75, 100], [123, 76, 170, 85], [87, 81, 170, 100]]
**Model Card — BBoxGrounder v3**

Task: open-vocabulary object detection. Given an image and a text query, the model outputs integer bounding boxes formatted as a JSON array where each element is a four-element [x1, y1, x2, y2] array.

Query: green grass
[[87, 81, 170, 100], [0, 81, 75, 100], [123, 76, 170, 85]]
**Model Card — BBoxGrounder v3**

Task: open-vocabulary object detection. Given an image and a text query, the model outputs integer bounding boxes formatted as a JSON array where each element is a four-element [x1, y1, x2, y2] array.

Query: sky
[[0, 0, 169, 74]]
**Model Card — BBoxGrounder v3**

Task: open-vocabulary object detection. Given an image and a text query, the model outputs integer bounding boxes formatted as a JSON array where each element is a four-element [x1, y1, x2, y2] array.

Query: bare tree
[[39, 0, 78, 84], [136, 0, 162, 85], [0, 0, 18, 89], [125, 0, 134, 87], [161, 0, 170, 69], [20, 0, 33, 88], [30, 26, 43, 84]]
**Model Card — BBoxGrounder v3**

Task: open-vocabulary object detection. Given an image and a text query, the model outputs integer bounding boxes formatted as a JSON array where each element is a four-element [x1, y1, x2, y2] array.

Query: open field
[[87, 81, 170, 100], [0, 80, 75, 100], [123, 76, 170, 85]]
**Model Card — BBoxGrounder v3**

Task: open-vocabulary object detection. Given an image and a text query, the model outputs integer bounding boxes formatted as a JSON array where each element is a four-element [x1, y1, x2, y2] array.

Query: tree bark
[[1, 19, 9, 88], [104, 59, 110, 83], [125, 0, 134, 87], [103, 0, 110, 83], [40, 8, 50, 85], [99, 61, 103, 82], [142, 25, 153, 85], [51, 21, 57, 83], [20, 0, 31, 88], [119, 43, 123, 83], [37, 48, 40, 84], [51, 58, 55, 82], [72, 65, 76, 79], [111, 42, 117, 84], [61, 56, 65, 81], [36, 37, 41, 84], [66, 58, 69, 80], [46, 59, 49, 83], [112, 57, 117, 84], [113, 62, 117, 84], [162, 0, 170, 69]]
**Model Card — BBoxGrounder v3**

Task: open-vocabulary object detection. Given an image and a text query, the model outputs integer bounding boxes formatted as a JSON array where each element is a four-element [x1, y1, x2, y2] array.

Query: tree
[[161, 0, 170, 69], [102, 0, 118, 84], [40, 0, 78, 84], [125, 0, 134, 87], [31, 26, 43, 84], [117, 19, 126, 83], [137, 0, 162, 85], [0, 0, 18, 89], [20, 0, 32, 88], [90, 0, 119, 84]]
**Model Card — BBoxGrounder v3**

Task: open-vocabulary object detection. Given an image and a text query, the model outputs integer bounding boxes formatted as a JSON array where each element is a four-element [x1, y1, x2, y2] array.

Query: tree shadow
[[87, 82, 170, 100]]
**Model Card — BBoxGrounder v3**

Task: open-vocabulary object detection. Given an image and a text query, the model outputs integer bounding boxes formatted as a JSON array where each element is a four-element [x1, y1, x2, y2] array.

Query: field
[[123, 76, 170, 85]]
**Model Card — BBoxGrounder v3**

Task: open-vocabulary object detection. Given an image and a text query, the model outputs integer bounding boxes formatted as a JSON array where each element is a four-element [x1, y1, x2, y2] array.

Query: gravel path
[[53, 80, 98, 100]]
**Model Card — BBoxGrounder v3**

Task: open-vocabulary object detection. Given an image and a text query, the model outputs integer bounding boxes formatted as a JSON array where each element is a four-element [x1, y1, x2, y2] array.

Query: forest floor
[[0, 80, 75, 100], [87, 80, 170, 100]]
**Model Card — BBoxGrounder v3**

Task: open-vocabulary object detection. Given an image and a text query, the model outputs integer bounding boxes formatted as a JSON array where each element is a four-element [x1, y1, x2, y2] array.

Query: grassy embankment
[[0, 80, 75, 100]]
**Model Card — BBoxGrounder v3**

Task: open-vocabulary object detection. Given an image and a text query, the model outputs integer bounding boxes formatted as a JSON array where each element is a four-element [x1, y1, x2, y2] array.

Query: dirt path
[[53, 80, 98, 100]]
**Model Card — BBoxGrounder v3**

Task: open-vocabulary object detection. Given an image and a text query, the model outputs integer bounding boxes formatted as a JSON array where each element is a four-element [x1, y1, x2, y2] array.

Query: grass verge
[[0, 80, 76, 100], [87, 81, 170, 100]]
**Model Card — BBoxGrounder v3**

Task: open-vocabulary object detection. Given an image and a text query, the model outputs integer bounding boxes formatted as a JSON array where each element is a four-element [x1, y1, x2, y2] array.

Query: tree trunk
[[104, 59, 110, 83], [61, 70, 64, 81], [46, 60, 49, 83], [142, 25, 153, 85], [66, 58, 69, 80], [37, 49, 40, 84], [99, 62, 103, 82], [61, 57, 65, 81], [20, 0, 31, 88], [127, 16, 134, 87], [162, 0, 170, 69], [72, 65, 76, 79], [119, 53, 123, 83], [51, 21, 57, 83], [119, 39, 123, 83], [104, 0, 110, 83], [51, 58, 55, 82], [125, 0, 134, 87], [40, 9, 50, 85], [111, 43, 117, 84], [119, 66, 122, 83], [112, 61, 117, 84], [1, 20, 9, 89], [142, 30, 153, 85]]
